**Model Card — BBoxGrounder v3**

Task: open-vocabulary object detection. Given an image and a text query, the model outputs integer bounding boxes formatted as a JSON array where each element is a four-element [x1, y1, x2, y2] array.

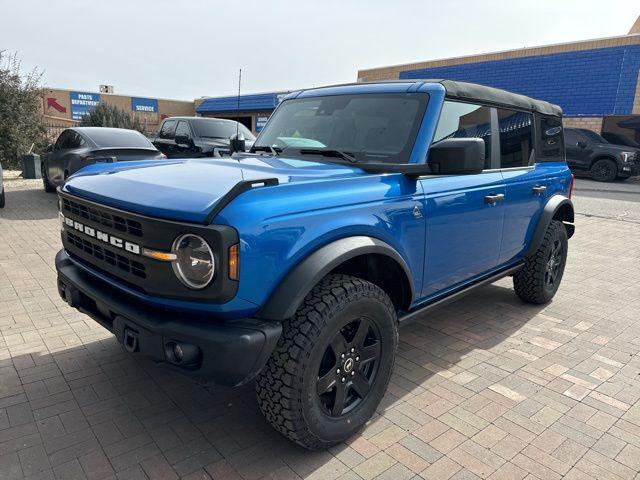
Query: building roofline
[[358, 32, 640, 77]]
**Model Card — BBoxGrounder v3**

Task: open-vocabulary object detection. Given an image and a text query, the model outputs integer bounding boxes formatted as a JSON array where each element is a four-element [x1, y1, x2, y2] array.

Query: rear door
[[173, 121, 196, 158], [419, 101, 506, 299], [498, 110, 553, 264]]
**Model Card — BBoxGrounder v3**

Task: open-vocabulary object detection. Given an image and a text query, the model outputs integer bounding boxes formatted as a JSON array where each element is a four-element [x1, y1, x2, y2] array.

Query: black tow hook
[[123, 328, 139, 353]]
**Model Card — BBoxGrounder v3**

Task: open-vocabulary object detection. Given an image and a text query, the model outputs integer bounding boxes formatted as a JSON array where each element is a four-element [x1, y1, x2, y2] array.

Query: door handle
[[484, 193, 505, 204], [532, 185, 547, 195]]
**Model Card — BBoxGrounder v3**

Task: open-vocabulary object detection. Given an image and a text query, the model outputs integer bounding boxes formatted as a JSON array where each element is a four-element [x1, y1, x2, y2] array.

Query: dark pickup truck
[[565, 128, 639, 181], [152, 117, 256, 158]]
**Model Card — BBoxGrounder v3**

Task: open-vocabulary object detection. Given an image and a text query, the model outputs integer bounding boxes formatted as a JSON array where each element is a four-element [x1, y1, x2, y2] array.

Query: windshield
[[192, 118, 255, 140], [254, 93, 428, 164]]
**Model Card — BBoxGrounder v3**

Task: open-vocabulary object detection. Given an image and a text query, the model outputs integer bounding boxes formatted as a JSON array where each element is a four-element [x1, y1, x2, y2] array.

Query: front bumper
[[55, 250, 281, 386]]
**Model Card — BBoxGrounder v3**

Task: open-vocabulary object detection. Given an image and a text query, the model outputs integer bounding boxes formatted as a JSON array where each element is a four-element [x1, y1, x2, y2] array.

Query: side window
[[433, 101, 492, 169], [497, 109, 534, 168], [159, 120, 177, 139], [564, 129, 579, 146], [537, 116, 565, 162], [68, 132, 82, 149], [175, 121, 191, 138]]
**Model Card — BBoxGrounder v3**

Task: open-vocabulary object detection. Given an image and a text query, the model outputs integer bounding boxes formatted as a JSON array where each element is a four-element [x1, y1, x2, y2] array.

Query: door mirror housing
[[576, 141, 587, 149], [229, 133, 246, 154], [174, 134, 192, 146], [427, 138, 485, 175]]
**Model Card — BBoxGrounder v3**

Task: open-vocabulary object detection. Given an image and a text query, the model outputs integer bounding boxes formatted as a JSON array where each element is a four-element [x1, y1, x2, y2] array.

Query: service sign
[[256, 115, 270, 132], [131, 97, 158, 113], [70, 92, 100, 120]]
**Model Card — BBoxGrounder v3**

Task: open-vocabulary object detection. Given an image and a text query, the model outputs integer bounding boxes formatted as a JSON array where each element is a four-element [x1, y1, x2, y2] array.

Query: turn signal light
[[228, 244, 239, 280]]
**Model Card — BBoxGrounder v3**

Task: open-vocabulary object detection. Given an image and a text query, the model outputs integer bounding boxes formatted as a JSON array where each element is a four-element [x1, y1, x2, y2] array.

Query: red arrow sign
[[47, 97, 66, 113]]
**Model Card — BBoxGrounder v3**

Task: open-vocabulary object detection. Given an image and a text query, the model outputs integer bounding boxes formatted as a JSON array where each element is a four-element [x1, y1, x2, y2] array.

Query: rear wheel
[[514, 220, 568, 304], [256, 274, 398, 449], [590, 158, 617, 182], [42, 164, 55, 193]]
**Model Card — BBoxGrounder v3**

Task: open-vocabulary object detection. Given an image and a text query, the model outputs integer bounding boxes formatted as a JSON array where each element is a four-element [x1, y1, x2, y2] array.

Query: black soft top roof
[[434, 80, 562, 117]]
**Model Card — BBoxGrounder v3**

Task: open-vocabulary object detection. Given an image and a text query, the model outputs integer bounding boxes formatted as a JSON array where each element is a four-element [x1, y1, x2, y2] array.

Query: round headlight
[[172, 234, 215, 289]]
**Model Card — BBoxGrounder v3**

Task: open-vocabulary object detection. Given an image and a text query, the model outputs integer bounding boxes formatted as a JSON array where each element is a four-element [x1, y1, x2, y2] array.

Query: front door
[[564, 129, 592, 172], [418, 100, 505, 300]]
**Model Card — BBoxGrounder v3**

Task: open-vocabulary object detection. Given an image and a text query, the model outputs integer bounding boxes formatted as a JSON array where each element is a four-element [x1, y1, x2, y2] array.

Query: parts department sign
[[70, 92, 100, 120], [131, 97, 158, 113]]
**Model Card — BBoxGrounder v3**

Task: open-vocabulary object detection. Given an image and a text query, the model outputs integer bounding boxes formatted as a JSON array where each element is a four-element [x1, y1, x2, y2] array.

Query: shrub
[[0, 51, 47, 169], [79, 103, 143, 131]]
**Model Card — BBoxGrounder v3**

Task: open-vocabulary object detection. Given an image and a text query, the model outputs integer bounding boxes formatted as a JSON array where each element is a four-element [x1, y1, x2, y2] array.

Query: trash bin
[[21, 153, 41, 179]]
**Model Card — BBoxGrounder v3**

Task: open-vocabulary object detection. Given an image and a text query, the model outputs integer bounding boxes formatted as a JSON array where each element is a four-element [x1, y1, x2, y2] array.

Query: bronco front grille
[[62, 198, 143, 237], [67, 231, 146, 279]]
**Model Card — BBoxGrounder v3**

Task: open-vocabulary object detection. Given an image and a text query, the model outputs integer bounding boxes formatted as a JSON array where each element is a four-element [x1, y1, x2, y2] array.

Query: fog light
[[164, 341, 201, 366], [173, 344, 184, 362]]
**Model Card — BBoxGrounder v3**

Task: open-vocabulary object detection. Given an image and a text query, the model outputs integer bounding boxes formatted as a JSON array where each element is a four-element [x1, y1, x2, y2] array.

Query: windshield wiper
[[298, 149, 357, 163], [251, 145, 282, 156]]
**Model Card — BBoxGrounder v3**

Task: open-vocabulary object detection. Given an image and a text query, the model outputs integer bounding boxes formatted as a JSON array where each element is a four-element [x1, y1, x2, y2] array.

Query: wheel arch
[[589, 155, 618, 169], [524, 195, 574, 258], [257, 236, 414, 321]]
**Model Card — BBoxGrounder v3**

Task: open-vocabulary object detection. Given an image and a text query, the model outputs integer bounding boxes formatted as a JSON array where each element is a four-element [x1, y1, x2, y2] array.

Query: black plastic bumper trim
[[56, 249, 281, 386]]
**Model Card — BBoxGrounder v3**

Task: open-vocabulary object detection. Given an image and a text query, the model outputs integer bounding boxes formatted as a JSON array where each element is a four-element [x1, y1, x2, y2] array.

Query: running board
[[398, 263, 524, 325]]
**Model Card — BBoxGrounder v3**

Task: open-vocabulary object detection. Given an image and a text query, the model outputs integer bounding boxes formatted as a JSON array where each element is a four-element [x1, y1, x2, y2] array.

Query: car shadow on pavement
[[0, 188, 59, 221], [1, 281, 550, 479]]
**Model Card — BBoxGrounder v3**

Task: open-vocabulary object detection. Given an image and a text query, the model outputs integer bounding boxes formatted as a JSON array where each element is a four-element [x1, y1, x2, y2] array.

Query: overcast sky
[[1, 0, 638, 100]]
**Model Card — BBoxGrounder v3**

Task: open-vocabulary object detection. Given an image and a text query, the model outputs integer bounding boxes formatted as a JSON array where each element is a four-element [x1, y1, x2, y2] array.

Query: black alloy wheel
[[316, 316, 381, 417]]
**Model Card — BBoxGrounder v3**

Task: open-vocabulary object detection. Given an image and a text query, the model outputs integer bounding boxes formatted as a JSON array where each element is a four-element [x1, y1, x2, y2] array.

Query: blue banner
[[70, 92, 100, 120], [131, 97, 158, 113]]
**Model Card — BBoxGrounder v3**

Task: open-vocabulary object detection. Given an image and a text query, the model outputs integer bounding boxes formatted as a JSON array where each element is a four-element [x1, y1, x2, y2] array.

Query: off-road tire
[[514, 220, 568, 304], [42, 165, 55, 193], [590, 158, 617, 182], [255, 274, 398, 450]]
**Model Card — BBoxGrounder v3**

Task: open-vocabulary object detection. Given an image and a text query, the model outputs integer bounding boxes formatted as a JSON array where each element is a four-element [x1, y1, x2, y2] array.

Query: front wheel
[[591, 158, 617, 182], [514, 220, 568, 304], [256, 274, 398, 449]]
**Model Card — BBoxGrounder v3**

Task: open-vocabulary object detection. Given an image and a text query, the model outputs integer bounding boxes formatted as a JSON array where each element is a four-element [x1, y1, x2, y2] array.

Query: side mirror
[[229, 133, 246, 154], [428, 138, 485, 175], [174, 133, 192, 146], [576, 141, 587, 149]]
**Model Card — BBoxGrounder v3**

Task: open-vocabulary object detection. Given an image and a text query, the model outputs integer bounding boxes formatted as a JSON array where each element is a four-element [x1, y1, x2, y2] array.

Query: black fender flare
[[524, 195, 574, 258], [258, 236, 414, 321]]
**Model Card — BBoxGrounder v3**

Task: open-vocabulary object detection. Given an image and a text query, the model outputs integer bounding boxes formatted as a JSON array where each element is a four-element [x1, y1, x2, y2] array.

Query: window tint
[[433, 101, 492, 168], [192, 118, 255, 140], [85, 129, 155, 148], [68, 132, 83, 149], [175, 121, 191, 138], [564, 129, 580, 146], [538, 115, 565, 162], [497, 109, 533, 168], [55, 130, 73, 150], [159, 120, 177, 139], [579, 129, 608, 144]]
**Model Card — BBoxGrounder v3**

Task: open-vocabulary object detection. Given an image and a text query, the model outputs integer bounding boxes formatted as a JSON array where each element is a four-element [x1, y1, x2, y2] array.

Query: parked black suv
[[565, 128, 639, 182], [153, 117, 256, 158]]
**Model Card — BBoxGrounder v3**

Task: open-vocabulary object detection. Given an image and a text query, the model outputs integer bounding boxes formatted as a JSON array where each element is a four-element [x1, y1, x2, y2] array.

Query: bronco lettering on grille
[[62, 214, 141, 255]]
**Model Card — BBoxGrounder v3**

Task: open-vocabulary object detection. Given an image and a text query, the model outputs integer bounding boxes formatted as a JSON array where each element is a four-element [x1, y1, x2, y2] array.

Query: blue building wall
[[400, 45, 640, 117]]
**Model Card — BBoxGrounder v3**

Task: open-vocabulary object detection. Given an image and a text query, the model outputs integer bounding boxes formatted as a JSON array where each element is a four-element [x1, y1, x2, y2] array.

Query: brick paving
[[1, 178, 640, 479]]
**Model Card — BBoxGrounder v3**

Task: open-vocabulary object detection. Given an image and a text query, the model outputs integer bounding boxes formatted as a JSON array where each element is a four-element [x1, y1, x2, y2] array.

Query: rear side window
[[497, 109, 533, 168], [175, 121, 191, 138], [433, 101, 492, 169], [538, 116, 565, 162], [159, 120, 177, 139]]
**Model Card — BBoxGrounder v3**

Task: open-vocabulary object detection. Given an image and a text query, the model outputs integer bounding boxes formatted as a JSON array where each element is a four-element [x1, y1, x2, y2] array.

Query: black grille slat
[[63, 198, 143, 237], [67, 232, 146, 279]]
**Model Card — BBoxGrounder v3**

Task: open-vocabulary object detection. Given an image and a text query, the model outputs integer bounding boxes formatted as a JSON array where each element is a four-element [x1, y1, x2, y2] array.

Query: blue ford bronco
[[55, 80, 574, 449]]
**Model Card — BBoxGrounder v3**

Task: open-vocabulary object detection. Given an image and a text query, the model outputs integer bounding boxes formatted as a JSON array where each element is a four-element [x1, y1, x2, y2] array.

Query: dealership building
[[197, 16, 640, 142]]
